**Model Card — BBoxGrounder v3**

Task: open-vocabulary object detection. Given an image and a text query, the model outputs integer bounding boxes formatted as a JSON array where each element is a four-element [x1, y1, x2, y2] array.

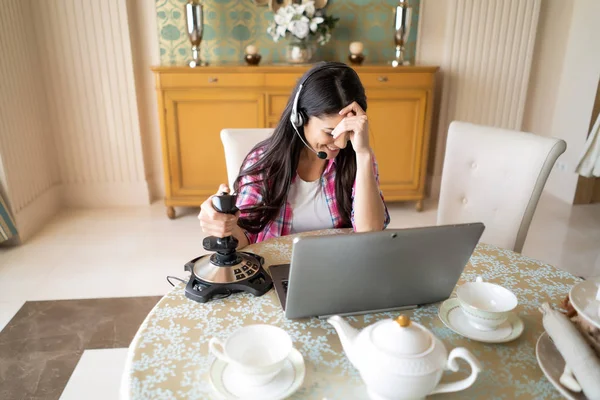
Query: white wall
[[522, 0, 574, 137], [416, 0, 449, 197], [0, 0, 62, 241], [416, 0, 449, 67], [533, 0, 600, 203], [33, 0, 150, 207]]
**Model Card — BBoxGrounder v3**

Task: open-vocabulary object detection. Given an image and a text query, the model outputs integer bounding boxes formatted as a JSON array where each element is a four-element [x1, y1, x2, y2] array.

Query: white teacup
[[456, 276, 518, 331], [209, 325, 292, 386]]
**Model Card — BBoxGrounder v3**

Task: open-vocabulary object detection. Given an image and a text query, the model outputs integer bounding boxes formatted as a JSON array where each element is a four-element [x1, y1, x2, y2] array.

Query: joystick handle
[[211, 192, 238, 214], [204, 191, 239, 256]]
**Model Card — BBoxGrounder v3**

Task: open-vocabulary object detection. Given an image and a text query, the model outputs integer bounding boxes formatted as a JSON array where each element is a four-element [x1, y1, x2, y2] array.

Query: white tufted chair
[[437, 121, 567, 253], [220, 128, 274, 189]]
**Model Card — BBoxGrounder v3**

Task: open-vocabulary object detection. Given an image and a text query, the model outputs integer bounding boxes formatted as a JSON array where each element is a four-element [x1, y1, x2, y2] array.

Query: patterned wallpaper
[[156, 0, 420, 65]]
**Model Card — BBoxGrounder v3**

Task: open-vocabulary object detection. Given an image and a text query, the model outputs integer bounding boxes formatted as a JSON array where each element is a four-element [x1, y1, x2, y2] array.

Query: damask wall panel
[[156, 0, 420, 65]]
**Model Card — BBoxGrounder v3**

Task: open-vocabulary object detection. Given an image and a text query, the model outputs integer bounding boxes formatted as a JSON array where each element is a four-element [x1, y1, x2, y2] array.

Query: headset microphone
[[291, 121, 327, 159]]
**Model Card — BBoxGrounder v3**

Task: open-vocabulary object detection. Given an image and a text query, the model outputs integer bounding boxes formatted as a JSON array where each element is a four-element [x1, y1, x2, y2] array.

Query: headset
[[289, 62, 351, 160]]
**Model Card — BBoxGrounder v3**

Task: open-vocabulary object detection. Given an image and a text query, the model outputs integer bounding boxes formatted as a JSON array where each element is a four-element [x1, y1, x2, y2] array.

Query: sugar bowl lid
[[371, 315, 433, 356]]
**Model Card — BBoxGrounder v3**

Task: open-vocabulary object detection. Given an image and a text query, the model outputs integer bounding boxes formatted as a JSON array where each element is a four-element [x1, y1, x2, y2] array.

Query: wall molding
[[62, 181, 151, 208], [147, 175, 163, 204]]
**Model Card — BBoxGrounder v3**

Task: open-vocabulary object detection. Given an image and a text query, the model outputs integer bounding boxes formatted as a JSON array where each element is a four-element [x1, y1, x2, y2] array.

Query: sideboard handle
[[378, 76, 389, 82], [208, 77, 219, 83]]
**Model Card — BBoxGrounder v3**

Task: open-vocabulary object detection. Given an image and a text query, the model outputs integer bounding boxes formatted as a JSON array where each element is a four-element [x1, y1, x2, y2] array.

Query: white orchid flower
[[294, 3, 306, 15], [304, 2, 316, 17], [310, 16, 324, 32], [276, 25, 287, 38], [268, 23, 278, 37], [292, 20, 310, 39], [277, 6, 292, 23], [274, 14, 286, 26], [285, 8, 296, 22]]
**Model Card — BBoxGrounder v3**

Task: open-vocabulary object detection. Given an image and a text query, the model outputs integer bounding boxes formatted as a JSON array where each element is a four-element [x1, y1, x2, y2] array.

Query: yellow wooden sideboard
[[152, 65, 439, 219]]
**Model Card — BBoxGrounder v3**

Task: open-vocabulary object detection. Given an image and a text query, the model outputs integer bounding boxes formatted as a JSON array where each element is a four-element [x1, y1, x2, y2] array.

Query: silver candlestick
[[185, 0, 207, 67], [392, 0, 412, 67]]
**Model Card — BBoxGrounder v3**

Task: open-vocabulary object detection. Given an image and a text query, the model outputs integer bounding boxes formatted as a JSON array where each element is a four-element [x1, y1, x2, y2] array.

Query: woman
[[199, 62, 390, 247]]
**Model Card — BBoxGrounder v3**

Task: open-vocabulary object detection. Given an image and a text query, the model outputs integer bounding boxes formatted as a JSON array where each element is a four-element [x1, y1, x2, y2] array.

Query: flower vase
[[285, 37, 315, 64]]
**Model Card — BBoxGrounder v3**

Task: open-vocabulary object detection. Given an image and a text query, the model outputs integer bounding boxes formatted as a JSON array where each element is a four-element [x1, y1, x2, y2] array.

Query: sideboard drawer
[[358, 72, 434, 89], [160, 73, 265, 88], [265, 73, 303, 88]]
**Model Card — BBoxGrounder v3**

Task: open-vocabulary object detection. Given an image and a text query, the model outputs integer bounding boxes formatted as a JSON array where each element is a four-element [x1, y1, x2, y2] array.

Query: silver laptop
[[270, 223, 485, 319]]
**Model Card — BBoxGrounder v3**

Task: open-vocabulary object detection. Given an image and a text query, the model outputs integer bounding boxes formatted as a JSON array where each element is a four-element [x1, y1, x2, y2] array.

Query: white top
[[288, 176, 333, 234]]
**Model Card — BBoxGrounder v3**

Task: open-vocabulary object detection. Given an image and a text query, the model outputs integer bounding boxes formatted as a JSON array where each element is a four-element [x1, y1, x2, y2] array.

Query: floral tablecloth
[[122, 229, 579, 399]]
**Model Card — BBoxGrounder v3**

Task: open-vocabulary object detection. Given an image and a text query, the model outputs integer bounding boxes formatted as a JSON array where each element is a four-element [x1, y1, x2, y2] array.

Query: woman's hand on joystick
[[198, 184, 240, 238]]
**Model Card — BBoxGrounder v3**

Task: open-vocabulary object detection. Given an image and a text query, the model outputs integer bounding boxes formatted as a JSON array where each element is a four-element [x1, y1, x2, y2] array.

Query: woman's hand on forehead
[[330, 101, 370, 154], [338, 101, 366, 117]]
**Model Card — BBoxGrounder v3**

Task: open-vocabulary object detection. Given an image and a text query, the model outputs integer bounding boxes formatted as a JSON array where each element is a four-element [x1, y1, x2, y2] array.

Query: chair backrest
[[437, 121, 567, 252], [220, 128, 274, 189]]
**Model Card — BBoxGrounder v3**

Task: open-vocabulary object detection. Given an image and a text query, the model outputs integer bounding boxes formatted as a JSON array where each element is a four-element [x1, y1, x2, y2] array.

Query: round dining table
[[122, 229, 580, 399]]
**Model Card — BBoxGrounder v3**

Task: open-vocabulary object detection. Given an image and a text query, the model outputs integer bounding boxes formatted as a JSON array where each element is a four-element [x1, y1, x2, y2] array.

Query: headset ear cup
[[297, 110, 307, 127], [290, 111, 298, 127], [290, 109, 306, 128]]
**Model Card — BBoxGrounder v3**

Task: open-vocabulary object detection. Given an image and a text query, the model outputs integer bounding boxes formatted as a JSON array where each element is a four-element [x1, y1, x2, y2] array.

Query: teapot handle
[[430, 347, 482, 395]]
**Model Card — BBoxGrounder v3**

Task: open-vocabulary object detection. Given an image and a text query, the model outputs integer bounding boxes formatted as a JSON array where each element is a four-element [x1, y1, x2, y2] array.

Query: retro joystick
[[184, 192, 273, 303], [202, 192, 242, 266]]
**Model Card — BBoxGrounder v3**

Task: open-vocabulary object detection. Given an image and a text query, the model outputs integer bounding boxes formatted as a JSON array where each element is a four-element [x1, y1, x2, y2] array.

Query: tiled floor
[[0, 192, 599, 398], [524, 194, 600, 279], [0, 297, 160, 400]]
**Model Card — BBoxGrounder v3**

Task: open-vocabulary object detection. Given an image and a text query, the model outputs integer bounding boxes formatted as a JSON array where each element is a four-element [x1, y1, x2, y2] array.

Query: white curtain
[[0, 192, 17, 243], [576, 113, 600, 177]]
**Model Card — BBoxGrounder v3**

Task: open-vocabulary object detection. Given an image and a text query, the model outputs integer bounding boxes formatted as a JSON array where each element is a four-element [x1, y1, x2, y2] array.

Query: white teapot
[[328, 314, 482, 400]]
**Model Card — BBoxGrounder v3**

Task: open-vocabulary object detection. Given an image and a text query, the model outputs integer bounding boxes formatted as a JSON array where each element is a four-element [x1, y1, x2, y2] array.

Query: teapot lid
[[371, 315, 432, 356]]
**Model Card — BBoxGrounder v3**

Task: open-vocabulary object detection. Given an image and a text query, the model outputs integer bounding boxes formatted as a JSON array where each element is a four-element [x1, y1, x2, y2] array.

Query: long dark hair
[[234, 62, 367, 234]]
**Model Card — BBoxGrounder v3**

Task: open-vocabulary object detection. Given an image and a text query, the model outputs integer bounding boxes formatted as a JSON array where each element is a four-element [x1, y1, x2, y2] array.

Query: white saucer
[[438, 298, 524, 343], [569, 277, 600, 330], [536, 332, 587, 400], [209, 347, 305, 400]]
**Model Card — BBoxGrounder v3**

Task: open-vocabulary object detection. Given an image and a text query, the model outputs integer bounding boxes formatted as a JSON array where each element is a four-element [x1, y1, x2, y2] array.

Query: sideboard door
[[366, 89, 429, 201], [164, 90, 265, 200]]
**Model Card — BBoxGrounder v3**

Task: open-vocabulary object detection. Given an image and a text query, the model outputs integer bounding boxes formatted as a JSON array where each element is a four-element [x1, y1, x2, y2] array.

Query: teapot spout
[[327, 315, 360, 366]]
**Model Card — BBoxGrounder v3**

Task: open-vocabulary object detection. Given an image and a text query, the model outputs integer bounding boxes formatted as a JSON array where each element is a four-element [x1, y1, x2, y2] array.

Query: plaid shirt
[[236, 147, 390, 244]]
